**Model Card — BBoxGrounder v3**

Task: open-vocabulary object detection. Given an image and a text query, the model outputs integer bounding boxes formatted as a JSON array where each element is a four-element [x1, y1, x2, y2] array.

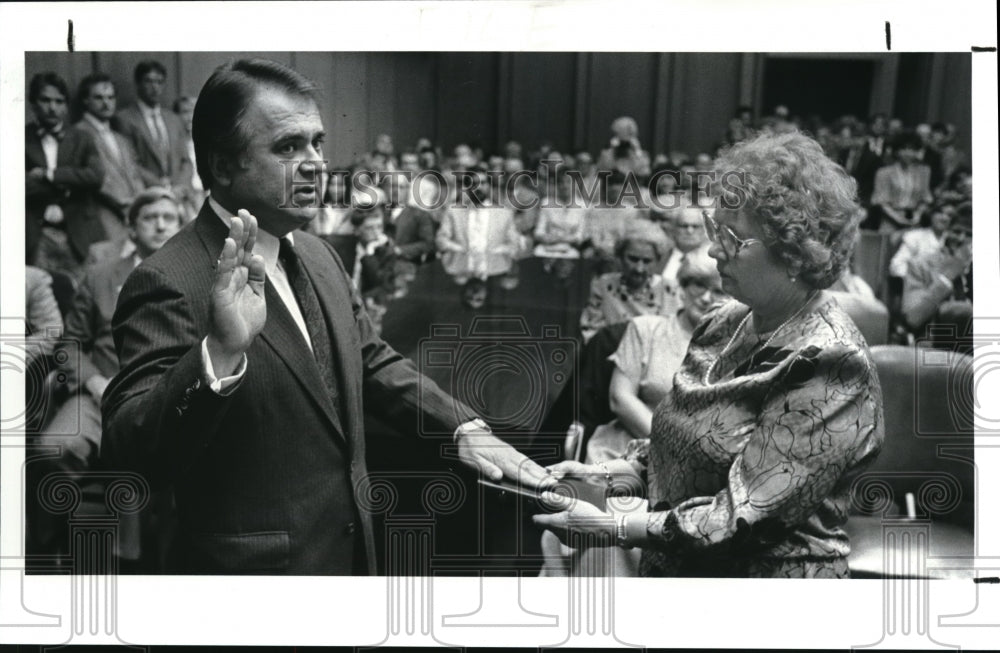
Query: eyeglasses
[[702, 210, 760, 258]]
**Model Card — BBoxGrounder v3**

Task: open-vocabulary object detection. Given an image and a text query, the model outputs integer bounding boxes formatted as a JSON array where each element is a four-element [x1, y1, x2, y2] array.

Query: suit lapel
[[192, 204, 346, 444], [131, 107, 168, 174], [25, 127, 46, 169]]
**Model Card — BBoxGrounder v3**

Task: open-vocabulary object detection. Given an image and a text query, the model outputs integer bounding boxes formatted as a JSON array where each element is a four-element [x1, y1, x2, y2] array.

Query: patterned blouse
[[620, 294, 884, 578], [579, 272, 680, 343]]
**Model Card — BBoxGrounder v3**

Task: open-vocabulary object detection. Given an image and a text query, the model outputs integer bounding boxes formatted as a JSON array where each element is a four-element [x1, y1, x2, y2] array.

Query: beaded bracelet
[[596, 462, 613, 488], [616, 513, 630, 549]]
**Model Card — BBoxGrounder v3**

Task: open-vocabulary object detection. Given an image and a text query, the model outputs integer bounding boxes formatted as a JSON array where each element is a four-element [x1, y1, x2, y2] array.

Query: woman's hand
[[532, 491, 616, 547]]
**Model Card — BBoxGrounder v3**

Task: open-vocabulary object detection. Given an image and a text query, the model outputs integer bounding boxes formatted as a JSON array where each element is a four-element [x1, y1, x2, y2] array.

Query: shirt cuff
[[201, 337, 247, 395], [453, 418, 490, 444], [45, 168, 54, 182], [935, 273, 955, 290]]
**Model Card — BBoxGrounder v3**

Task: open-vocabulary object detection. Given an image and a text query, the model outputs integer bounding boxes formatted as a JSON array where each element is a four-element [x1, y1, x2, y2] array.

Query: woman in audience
[[310, 170, 355, 238], [578, 219, 677, 343], [888, 201, 954, 280], [585, 250, 726, 463], [536, 130, 884, 578]]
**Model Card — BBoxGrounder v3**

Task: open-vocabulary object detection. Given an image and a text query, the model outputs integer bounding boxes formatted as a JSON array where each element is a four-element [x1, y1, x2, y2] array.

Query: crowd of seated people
[[23, 58, 974, 574]]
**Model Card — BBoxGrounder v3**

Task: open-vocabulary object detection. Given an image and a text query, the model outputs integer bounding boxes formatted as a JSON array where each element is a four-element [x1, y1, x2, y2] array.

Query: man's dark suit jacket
[[102, 202, 474, 574], [387, 206, 436, 262], [66, 255, 134, 392], [25, 123, 105, 262], [851, 138, 888, 205], [115, 104, 191, 190]]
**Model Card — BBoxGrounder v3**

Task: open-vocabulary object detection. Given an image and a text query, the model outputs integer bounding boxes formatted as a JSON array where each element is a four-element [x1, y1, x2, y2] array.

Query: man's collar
[[82, 112, 110, 132], [36, 122, 64, 139], [207, 196, 288, 274], [138, 100, 160, 114]]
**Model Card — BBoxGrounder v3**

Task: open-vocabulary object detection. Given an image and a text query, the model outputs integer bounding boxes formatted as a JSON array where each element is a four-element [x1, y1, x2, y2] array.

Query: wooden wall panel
[[389, 53, 437, 152], [175, 52, 293, 100], [297, 52, 369, 165], [434, 53, 499, 154], [586, 53, 657, 154], [507, 52, 576, 154], [669, 53, 741, 156]]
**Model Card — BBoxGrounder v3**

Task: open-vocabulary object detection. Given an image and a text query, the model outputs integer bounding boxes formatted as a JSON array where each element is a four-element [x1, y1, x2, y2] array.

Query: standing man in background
[[75, 73, 157, 251], [116, 60, 194, 210], [25, 72, 105, 278]]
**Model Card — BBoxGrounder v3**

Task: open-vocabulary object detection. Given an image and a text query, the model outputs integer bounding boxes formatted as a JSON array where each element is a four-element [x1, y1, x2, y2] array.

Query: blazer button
[[345, 522, 355, 536]]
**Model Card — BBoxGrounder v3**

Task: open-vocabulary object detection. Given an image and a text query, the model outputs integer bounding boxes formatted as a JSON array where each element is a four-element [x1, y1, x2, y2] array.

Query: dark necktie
[[279, 238, 339, 407]]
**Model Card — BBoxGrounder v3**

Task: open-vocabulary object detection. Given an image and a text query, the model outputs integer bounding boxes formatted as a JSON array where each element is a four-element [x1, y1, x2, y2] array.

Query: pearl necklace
[[703, 291, 819, 386]]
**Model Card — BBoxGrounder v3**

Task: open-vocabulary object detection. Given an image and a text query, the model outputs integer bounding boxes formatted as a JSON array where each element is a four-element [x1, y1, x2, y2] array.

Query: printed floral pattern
[[621, 294, 884, 577]]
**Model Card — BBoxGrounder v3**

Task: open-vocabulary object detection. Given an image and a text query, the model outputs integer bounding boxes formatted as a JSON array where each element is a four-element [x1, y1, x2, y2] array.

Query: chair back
[[855, 345, 975, 531]]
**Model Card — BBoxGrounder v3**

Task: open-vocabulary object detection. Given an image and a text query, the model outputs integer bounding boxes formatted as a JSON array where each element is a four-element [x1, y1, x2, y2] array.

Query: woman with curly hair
[[535, 130, 884, 578]]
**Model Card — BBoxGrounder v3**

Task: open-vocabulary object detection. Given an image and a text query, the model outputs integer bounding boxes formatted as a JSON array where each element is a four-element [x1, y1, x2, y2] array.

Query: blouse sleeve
[[643, 344, 883, 552], [608, 316, 650, 381]]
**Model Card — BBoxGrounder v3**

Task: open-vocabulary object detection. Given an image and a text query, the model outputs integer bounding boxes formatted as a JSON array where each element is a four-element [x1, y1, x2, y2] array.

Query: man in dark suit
[[851, 113, 890, 208], [31, 187, 182, 565], [101, 59, 550, 575], [25, 72, 105, 274], [75, 73, 158, 250], [115, 61, 193, 208]]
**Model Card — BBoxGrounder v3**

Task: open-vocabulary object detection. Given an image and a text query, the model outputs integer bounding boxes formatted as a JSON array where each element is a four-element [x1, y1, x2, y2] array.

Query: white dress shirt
[[201, 197, 313, 393]]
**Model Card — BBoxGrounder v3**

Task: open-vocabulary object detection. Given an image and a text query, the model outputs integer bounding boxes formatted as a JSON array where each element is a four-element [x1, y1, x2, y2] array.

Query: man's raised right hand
[[206, 210, 266, 377]]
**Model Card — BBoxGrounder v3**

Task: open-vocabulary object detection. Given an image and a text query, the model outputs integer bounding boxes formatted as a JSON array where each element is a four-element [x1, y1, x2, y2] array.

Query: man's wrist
[[453, 418, 491, 444], [205, 335, 244, 378]]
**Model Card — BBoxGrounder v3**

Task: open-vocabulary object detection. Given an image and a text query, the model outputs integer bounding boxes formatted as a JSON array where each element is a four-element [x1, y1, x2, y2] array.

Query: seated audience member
[[579, 219, 678, 343], [436, 180, 522, 284], [386, 174, 438, 265], [172, 95, 205, 221], [583, 172, 645, 266], [660, 204, 712, 285], [349, 205, 398, 303], [598, 116, 652, 178], [888, 202, 953, 280], [311, 170, 355, 238], [936, 166, 972, 206], [585, 251, 725, 463], [870, 132, 933, 233], [26, 72, 105, 278], [24, 265, 64, 371], [75, 74, 154, 248], [902, 203, 972, 350], [31, 188, 181, 568], [930, 123, 969, 189], [533, 172, 587, 258]]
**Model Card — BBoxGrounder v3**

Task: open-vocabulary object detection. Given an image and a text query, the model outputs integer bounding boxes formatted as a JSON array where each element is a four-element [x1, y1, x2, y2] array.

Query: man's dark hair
[[75, 73, 116, 121], [952, 202, 972, 230], [931, 122, 948, 135], [28, 72, 69, 104], [349, 204, 384, 228], [891, 131, 922, 152], [134, 60, 167, 84], [192, 58, 320, 190]]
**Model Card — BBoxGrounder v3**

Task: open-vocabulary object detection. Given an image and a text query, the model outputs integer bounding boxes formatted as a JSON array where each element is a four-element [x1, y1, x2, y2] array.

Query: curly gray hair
[[713, 130, 861, 289]]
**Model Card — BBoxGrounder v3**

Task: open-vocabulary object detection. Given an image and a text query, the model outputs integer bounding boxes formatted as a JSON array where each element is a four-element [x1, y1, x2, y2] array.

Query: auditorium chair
[[844, 345, 975, 578]]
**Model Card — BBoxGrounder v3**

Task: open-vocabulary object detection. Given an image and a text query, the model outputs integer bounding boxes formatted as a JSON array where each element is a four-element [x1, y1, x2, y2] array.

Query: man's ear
[[209, 151, 233, 187]]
